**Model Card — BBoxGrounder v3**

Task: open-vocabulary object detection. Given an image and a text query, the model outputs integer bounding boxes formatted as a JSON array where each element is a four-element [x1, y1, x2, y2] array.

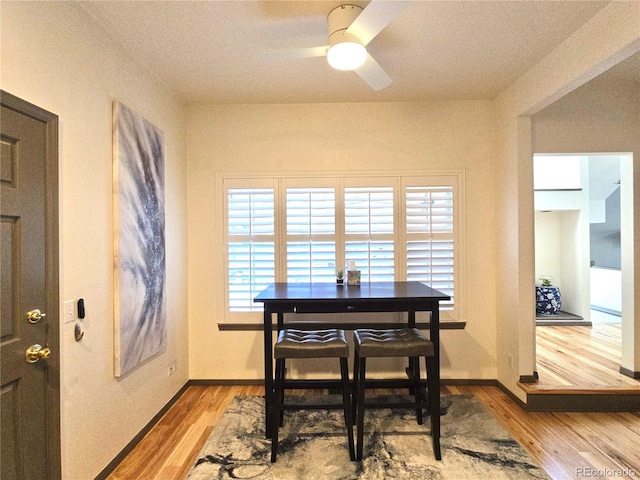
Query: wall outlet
[[507, 354, 514, 370], [167, 363, 176, 376], [64, 300, 75, 324]]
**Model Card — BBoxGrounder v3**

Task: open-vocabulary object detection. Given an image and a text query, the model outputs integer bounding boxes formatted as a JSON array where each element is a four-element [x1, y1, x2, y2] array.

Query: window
[[221, 173, 463, 321], [226, 185, 275, 311], [286, 187, 336, 283], [344, 186, 395, 282], [405, 185, 455, 309]]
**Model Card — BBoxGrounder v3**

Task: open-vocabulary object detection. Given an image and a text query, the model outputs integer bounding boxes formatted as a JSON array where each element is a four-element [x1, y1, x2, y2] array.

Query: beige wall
[[187, 101, 498, 381], [1, 3, 189, 479], [495, 0, 640, 398]]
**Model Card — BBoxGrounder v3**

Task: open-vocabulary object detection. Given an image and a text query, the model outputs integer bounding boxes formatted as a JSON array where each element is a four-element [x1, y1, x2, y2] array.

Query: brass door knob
[[25, 344, 51, 364], [27, 309, 46, 324]]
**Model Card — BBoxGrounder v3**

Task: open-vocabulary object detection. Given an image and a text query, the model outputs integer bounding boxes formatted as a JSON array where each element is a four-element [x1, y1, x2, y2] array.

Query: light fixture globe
[[326, 4, 367, 71], [327, 40, 367, 70]]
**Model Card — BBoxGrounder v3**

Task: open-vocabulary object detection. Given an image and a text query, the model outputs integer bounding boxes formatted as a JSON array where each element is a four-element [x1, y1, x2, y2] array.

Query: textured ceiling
[[79, 1, 622, 104]]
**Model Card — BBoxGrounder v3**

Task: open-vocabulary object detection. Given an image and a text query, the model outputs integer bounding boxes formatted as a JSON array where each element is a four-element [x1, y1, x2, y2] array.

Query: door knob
[[25, 344, 51, 364], [27, 309, 46, 324]]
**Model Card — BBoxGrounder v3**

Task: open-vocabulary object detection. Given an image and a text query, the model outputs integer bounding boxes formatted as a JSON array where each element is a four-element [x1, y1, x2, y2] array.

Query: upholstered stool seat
[[353, 328, 440, 461], [354, 328, 435, 358], [275, 328, 350, 359], [271, 328, 355, 462]]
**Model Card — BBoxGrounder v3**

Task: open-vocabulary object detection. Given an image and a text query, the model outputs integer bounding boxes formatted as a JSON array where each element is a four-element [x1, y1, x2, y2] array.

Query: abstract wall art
[[113, 102, 166, 377]]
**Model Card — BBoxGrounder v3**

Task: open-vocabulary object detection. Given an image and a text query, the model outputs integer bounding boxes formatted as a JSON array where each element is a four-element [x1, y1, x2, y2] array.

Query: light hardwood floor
[[106, 384, 640, 480], [106, 323, 640, 479], [534, 323, 640, 391]]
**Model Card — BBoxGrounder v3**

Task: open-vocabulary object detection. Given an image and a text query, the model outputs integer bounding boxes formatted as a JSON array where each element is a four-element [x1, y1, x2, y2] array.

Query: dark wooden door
[[1, 91, 60, 480]]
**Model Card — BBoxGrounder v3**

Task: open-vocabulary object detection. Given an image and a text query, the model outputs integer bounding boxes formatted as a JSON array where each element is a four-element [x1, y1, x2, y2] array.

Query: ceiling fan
[[276, 1, 407, 91]]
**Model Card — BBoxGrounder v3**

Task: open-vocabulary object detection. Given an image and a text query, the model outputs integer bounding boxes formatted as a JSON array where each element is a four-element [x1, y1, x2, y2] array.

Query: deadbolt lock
[[26, 344, 51, 364], [27, 309, 46, 324]]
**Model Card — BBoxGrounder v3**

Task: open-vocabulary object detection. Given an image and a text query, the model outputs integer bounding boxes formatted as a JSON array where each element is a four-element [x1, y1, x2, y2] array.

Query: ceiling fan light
[[327, 41, 367, 71]]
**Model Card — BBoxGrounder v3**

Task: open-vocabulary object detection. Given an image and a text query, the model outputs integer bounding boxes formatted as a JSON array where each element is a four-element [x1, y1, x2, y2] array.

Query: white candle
[[349, 260, 356, 270]]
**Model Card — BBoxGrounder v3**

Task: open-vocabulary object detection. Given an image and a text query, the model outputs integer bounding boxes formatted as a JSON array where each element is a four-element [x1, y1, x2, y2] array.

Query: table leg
[[430, 305, 441, 433], [430, 305, 440, 389], [264, 307, 273, 439], [407, 311, 416, 389]]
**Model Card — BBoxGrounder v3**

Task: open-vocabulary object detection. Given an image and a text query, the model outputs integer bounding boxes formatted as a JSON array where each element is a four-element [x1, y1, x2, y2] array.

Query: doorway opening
[[533, 152, 632, 388]]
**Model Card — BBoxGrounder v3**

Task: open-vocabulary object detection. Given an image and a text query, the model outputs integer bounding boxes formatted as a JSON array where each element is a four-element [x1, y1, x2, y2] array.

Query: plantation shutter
[[222, 173, 462, 322], [227, 188, 275, 311], [286, 187, 336, 283], [344, 186, 395, 281], [405, 185, 455, 309]]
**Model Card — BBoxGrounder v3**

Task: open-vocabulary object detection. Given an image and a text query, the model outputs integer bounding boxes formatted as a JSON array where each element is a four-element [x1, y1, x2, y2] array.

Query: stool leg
[[278, 360, 286, 427], [271, 358, 284, 462], [425, 356, 441, 460], [356, 357, 366, 461], [340, 357, 356, 461], [352, 350, 360, 421], [412, 356, 423, 425], [407, 357, 415, 395]]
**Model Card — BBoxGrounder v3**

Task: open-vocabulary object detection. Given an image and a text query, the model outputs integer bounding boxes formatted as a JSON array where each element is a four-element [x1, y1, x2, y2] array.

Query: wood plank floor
[[106, 384, 640, 480], [105, 323, 640, 478], [533, 323, 640, 391]]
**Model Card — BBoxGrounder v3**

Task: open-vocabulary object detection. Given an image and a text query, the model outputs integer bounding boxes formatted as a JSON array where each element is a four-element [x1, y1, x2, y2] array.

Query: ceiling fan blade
[[354, 52, 392, 91], [265, 45, 328, 62], [346, 0, 408, 46]]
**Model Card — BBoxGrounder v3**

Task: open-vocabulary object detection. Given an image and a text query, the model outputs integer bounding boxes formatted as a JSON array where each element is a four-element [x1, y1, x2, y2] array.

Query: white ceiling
[[78, 0, 621, 105]]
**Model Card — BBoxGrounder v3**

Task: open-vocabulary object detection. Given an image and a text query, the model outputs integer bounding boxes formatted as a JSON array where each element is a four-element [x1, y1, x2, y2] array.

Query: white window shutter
[[223, 174, 461, 321], [344, 186, 395, 282], [227, 188, 275, 311], [405, 186, 455, 309], [286, 187, 336, 283]]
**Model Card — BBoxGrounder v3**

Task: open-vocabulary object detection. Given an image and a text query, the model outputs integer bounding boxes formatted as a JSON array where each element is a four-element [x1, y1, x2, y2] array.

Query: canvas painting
[[113, 101, 166, 377]]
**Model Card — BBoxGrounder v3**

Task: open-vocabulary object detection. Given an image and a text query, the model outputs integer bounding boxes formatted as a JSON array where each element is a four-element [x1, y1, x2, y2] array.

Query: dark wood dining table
[[254, 281, 450, 437]]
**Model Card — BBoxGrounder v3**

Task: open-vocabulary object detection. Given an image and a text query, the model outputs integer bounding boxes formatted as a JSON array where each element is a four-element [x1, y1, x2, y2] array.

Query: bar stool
[[271, 328, 355, 462], [352, 328, 440, 461]]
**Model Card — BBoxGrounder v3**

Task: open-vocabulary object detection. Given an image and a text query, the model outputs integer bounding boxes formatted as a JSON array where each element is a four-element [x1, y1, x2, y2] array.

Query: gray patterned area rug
[[187, 394, 549, 480]]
